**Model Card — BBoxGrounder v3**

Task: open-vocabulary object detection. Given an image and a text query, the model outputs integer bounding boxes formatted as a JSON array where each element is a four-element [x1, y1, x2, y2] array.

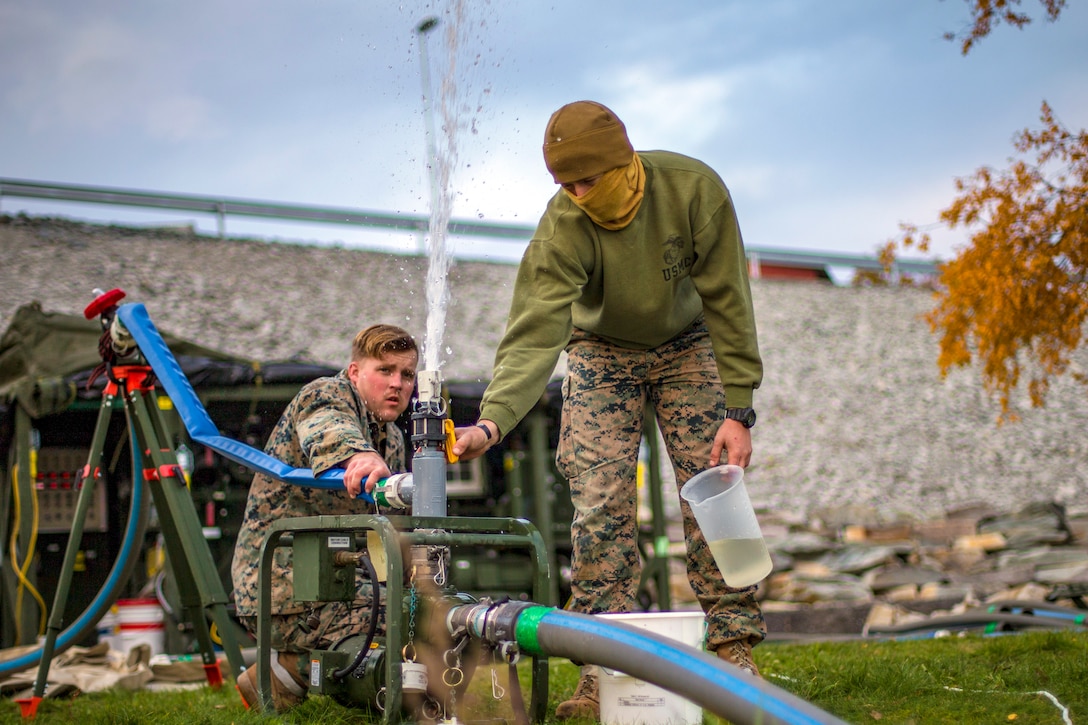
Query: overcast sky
[[2, 0, 1085, 266]]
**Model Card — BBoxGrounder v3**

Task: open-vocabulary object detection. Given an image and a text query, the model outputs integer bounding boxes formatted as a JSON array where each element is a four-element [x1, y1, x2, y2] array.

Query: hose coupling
[[446, 600, 536, 647], [373, 472, 413, 509]]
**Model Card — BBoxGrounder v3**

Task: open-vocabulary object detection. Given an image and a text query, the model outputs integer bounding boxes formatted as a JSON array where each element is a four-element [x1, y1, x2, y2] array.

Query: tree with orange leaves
[[898, 103, 1088, 420], [881, 2, 1083, 420], [944, 0, 1067, 54]]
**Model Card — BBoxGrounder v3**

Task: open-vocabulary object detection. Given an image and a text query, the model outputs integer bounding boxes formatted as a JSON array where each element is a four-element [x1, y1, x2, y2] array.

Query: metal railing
[[0, 177, 533, 242], [0, 177, 940, 276]]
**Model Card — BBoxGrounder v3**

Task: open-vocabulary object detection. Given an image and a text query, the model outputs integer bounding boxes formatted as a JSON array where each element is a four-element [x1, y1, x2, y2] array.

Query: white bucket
[[598, 611, 706, 725], [96, 607, 123, 652], [116, 598, 166, 655]]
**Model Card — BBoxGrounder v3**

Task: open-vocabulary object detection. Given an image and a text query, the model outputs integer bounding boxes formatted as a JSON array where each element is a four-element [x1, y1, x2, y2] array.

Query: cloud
[[3, 0, 1087, 267], [605, 64, 737, 149], [2, 10, 215, 142], [742, 169, 968, 259]]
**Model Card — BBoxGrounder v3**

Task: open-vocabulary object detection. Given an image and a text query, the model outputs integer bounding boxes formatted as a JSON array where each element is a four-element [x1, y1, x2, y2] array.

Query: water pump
[[303, 368, 483, 721]]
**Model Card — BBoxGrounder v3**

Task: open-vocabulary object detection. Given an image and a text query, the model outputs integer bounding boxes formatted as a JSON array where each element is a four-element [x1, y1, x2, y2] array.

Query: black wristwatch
[[725, 407, 757, 428]]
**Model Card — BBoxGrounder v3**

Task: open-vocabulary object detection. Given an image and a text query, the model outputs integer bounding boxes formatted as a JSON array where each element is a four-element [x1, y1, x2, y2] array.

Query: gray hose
[[864, 611, 1079, 636], [533, 610, 846, 725]]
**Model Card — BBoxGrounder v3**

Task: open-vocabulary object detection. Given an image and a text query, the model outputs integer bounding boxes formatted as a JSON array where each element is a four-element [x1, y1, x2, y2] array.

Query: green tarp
[[0, 302, 335, 420]]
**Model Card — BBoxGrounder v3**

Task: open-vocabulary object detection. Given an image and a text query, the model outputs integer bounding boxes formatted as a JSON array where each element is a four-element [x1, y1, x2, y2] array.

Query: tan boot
[[716, 639, 761, 677], [236, 651, 308, 713], [555, 672, 599, 720]]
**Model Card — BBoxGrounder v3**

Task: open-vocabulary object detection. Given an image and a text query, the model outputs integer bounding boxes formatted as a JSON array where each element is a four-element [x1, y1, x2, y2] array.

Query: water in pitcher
[[707, 536, 773, 589]]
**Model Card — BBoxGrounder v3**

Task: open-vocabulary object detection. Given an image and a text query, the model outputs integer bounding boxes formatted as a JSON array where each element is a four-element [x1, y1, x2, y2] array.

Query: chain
[[408, 577, 418, 645], [441, 634, 469, 721], [403, 575, 418, 665]]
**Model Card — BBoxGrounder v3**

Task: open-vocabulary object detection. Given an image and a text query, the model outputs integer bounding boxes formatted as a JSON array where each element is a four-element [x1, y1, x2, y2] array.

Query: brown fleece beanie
[[543, 101, 634, 184]]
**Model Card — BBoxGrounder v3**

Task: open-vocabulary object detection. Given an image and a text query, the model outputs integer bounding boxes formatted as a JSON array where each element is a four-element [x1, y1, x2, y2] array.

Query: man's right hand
[[343, 451, 391, 498]]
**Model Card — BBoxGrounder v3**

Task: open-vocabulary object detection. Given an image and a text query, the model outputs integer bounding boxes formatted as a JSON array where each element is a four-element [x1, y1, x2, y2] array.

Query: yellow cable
[[246, 361, 264, 421], [8, 463, 23, 627], [210, 622, 222, 645], [8, 463, 48, 636], [26, 468, 47, 635]]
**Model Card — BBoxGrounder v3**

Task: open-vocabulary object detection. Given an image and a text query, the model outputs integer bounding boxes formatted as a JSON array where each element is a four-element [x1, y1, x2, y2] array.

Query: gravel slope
[[3, 215, 1086, 521]]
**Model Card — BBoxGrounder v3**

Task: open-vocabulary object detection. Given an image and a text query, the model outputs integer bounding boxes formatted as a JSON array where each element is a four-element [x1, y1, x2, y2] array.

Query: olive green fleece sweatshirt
[[479, 151, 762, 437]]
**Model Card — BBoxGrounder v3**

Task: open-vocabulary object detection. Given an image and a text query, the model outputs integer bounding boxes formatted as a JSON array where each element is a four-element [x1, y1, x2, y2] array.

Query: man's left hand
[[710, 419, 752, 468], [451, 420, 497, 461]]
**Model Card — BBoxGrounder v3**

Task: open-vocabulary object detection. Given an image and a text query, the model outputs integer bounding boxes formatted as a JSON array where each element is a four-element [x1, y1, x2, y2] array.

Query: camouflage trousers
[[556, 317, 766, 651], [240, 580, 386, 658]]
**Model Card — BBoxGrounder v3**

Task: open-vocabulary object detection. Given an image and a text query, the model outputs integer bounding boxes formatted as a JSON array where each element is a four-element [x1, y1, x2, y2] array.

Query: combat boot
[[716, 639, 761, 677], [236, 651, 308, 712], [555, 672, 599, 720]]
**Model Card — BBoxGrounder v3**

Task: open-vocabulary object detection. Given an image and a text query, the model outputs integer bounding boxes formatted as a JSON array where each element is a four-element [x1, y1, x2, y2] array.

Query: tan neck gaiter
[[564, 153, 645, 230]]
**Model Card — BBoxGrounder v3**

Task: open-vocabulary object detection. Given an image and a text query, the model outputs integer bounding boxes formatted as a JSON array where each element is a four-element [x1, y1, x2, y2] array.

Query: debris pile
[[672, 501, 1088, 639]]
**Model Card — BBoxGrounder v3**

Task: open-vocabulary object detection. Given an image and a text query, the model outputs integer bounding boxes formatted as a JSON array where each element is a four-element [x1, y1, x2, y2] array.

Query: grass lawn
[[1, 630, 1085, 724]]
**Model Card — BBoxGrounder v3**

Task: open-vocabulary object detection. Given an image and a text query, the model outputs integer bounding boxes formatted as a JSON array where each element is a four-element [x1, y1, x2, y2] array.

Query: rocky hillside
[[3, 214, 1086, 522]]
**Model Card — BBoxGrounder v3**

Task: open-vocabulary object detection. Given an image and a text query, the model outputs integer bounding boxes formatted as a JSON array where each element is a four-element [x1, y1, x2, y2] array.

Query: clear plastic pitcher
[[680, 465, 773, 588]]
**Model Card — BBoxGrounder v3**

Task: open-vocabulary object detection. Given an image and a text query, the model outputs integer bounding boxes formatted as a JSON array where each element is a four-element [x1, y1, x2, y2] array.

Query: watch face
[[727, 408, 756, 428]]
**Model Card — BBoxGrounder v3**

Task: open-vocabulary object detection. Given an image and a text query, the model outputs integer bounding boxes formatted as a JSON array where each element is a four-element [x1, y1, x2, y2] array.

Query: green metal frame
[[256, 513, 552, 723], [524, 409, 561, 607], [639, 410, 673, 611]]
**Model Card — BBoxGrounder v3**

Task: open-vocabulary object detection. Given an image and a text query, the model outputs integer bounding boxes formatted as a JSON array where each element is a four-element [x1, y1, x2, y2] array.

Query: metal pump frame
[[245, 365, 555, 721], [255, 513, 553, 722]]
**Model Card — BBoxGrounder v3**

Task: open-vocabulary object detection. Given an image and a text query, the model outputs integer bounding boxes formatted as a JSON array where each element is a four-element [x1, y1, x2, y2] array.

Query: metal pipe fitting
[[372, 472, 413, 509], [409, 368, 449, 517], [446, 600, 537, 646]]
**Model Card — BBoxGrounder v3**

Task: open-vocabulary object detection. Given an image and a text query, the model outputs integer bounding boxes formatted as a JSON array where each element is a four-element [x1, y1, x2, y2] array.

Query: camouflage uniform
[[230, 371, 406, 653], [479, 150, 765, 655], [556, 318, 766, 650]]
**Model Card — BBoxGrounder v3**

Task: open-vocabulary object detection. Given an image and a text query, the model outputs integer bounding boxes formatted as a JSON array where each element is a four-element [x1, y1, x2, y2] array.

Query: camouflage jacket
[[230, 371, 407, 616]]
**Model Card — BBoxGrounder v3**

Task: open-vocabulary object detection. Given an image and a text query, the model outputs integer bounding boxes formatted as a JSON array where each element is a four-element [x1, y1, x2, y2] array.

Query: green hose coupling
[[446, 600, 543, 651], [372, 473, 413, 509], [513, 605, 554, 656]]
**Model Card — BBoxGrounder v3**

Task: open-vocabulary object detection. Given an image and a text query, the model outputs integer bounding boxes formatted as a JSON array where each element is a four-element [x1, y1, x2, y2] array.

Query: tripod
[[17, 291, 244, 719]]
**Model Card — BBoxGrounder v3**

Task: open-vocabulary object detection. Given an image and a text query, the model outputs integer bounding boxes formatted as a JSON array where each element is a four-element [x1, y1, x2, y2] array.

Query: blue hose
[[529, 609, 845, 725], [117, 303, 375, 503]]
